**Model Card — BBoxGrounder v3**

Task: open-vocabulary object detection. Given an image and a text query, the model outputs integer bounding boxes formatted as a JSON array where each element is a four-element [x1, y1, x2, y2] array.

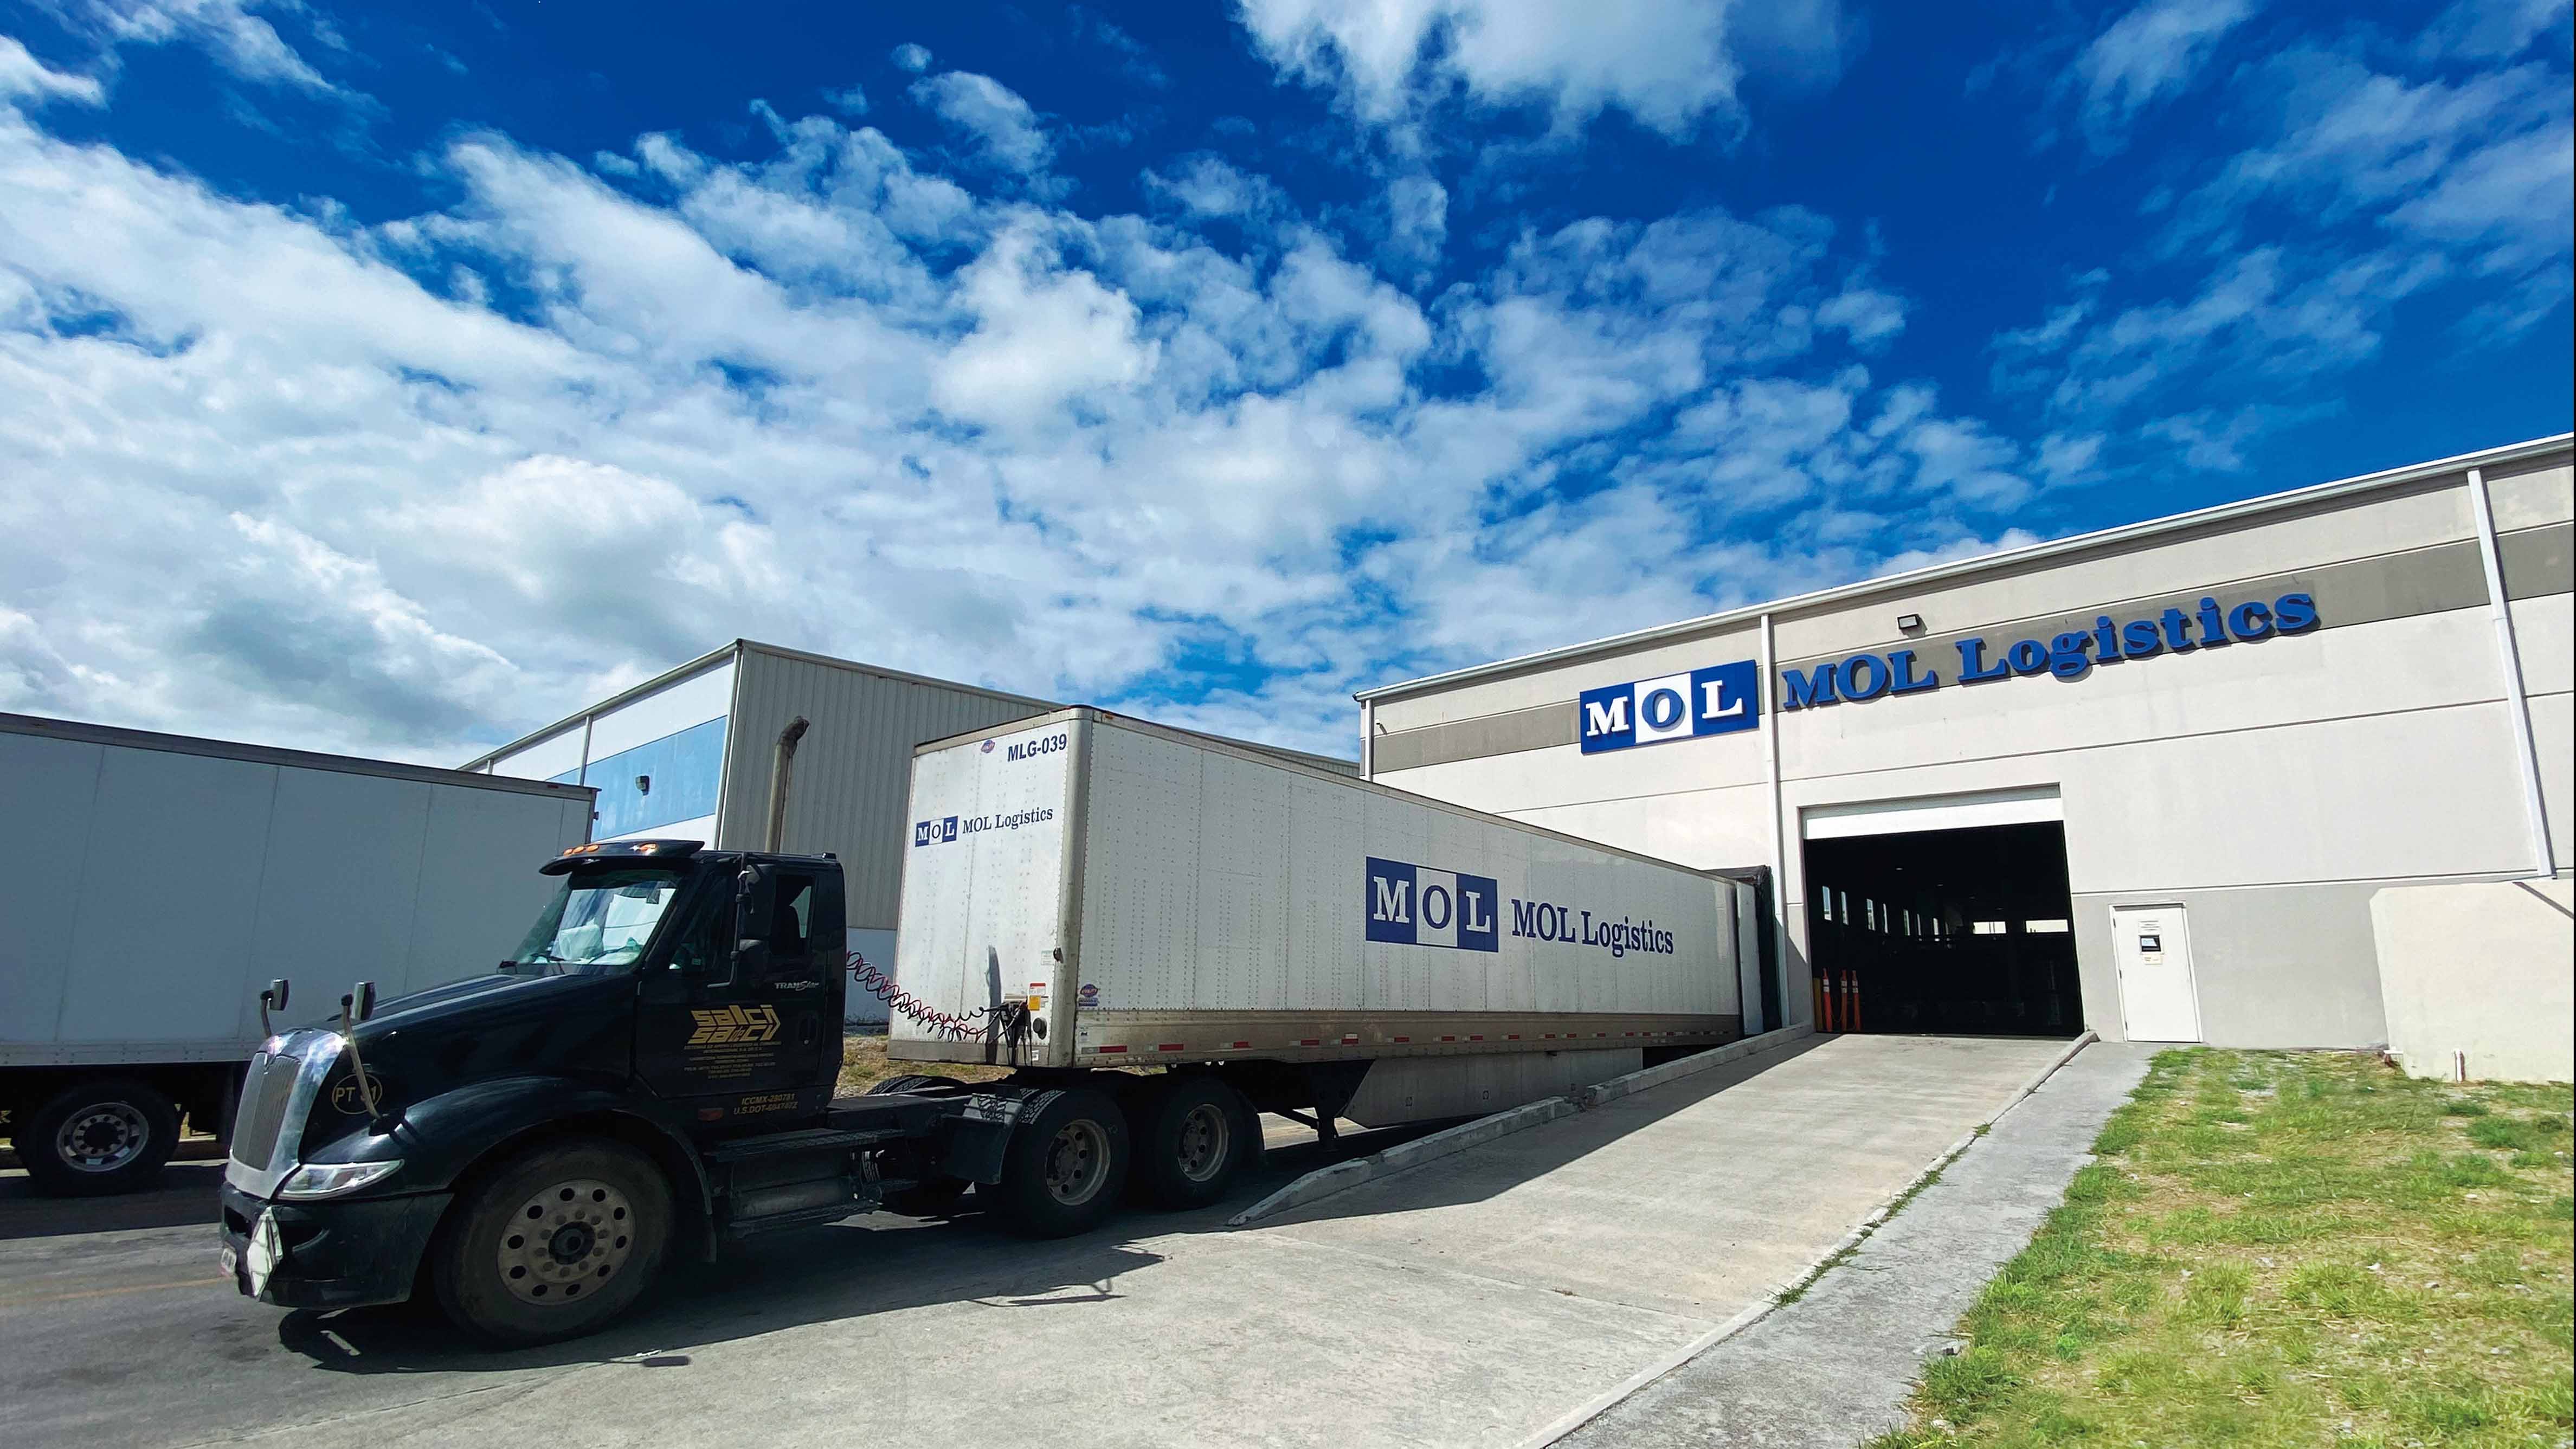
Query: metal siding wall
[[0, 732, 104, 1043], [722, 651, 1053, 929]]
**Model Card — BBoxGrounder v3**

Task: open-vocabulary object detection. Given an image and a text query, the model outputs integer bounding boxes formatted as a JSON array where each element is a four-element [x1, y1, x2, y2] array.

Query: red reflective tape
[[1468, 1034, 1485, 1041], [1392, 1035, 1410, 1043], [1097, 1044, 1128, 1054], [1342, 1034, 1360, 1043], [1230, 1040, 1251, 1049], [1505, 1034, 1521, 1041], [1299, 1038, 1321, 1046], [1440, 1035, 1457, 1042], [1157, 1043, 1185, 1052]]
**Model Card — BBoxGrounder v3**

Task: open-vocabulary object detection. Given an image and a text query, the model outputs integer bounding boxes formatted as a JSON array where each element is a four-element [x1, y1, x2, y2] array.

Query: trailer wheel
[[1137, 1076, 1253, 1209], [990, 1087, 1129, 1239], [20, 1078, 179, 1197], [429, 1139, 672, 1347]]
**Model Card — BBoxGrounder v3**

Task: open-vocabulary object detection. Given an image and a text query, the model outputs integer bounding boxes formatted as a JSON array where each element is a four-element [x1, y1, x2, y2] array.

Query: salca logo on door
[[1366, 857, 1679, 958], [1579, 660, 1759, 755]]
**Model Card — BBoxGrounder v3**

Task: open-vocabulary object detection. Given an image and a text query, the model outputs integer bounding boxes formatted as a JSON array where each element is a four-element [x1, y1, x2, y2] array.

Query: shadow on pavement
[[0, 1159, 227, 1239], [268, 1119, 1453, 1375]]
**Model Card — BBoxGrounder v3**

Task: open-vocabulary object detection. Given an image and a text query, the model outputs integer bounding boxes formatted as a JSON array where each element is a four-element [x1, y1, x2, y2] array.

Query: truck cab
[[216, 839, 963, 1343]]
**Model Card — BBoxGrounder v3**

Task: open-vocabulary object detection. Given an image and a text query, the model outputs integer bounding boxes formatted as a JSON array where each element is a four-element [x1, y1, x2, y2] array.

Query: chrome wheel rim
[[1043, 1119, 1111, 1206], [56, 1102, 149, 1174], [1175, 1102, 1230, 1183], [497, 1178, 635, 1306]]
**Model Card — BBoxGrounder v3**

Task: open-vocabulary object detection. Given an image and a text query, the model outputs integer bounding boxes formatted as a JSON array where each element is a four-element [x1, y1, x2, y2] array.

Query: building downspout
[[1360, 698, 1375, 781], [764, 717, 810, 853], [2466, 467, 2558, 878], [1759, 610, 1794, 1025]]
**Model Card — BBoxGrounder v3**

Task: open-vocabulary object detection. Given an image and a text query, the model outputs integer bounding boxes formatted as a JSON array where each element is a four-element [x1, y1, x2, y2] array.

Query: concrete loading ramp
[[1246, 1034, 2079, 1332]]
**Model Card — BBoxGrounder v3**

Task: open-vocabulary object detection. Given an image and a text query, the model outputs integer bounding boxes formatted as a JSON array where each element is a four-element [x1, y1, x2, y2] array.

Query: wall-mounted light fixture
[[635, 774, 652, 795], [1896, 613, 1924, 633]]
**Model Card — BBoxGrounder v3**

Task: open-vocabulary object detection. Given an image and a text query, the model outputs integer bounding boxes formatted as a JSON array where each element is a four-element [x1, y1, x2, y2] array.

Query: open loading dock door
[[1801, 790, 2083, 1038]]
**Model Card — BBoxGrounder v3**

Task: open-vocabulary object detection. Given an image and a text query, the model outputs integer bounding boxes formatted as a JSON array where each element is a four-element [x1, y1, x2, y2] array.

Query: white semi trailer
[[885, 707, 1760, 1165], [0, 712, 595, 1195]]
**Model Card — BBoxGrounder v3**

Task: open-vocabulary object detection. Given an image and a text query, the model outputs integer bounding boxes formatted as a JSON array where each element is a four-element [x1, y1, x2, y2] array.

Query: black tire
[[429, 1139, 672, 1348], [1136, 1076, 1253, 1209], [988, 1087, 1129, 1239], [19, 1078, 179, 1197]]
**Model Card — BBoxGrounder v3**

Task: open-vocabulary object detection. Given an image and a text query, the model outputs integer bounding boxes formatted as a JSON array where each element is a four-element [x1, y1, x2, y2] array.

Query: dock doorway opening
[[1803, 820, 2082, 1038]]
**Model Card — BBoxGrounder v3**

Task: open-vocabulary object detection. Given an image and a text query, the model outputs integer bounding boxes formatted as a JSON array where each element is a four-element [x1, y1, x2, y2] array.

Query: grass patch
[[1866, 1050, 2573, 1449]]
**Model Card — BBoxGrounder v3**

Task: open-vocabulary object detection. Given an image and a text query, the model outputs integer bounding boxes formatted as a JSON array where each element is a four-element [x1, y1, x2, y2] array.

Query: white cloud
[[890, 42, 932, 74], [931, 220, 1157, 433], [1, 82, 2020, 763], [53, 0, 342, 94], [2061, 0, 2255, 153], [1236, 0, 1853, 140], [910, 71, 1053, 175], [0, 36, 105, 105], [2416, 0, 2571, 60], [823, 82, 867, 116]]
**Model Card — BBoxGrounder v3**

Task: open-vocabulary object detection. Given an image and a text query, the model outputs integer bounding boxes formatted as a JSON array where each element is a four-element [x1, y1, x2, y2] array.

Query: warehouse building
[[1357, 436, 2573, 1067], [463, 641, 1356, 1021]]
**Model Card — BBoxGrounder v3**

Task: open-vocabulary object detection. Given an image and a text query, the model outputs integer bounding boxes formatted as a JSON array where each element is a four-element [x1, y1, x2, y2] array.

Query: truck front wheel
[[990, 1087, 1129, 1239], [430, 1139, 672, 1347], [20, 1078, 179, 1196]]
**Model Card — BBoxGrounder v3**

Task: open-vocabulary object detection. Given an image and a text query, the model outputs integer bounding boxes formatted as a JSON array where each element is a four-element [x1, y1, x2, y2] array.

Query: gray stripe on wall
[[2501, 521, 2574, 600], [1374, 529, 2568, 775], [1374, 701, 1577, 773]]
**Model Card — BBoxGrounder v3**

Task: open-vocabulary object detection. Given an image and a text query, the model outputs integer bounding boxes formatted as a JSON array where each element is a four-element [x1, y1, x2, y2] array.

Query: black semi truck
[[217, 838, 1248, 1345]]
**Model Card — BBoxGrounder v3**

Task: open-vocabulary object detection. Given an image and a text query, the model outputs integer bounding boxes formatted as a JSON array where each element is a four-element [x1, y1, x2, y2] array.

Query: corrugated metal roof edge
[[7, 711, 597, 801], [1354, 432, 2575, 704], [460, 639, 1359, 772]]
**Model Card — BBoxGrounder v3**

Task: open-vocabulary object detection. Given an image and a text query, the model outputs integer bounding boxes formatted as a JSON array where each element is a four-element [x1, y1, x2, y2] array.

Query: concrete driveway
[[0, 1034, 2077, 1449]]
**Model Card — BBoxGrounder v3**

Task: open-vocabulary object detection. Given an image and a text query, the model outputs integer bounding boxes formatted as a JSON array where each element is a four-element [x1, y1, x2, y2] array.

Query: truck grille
[[224, 1031, 338, 1197], [230, 1050, 298, 1171]]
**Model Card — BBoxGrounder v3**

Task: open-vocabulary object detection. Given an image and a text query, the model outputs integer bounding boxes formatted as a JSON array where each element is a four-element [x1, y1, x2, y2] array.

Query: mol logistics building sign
[[1579, 591, 2317, 753]]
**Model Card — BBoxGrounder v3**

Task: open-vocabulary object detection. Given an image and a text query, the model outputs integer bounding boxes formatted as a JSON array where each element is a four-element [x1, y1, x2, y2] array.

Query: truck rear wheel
[[430, 1139, 672, 1347], [20, 1078, 179, 1196], [1136, 1077, 1253, 1209], [989, 1087, 1128, 1238]]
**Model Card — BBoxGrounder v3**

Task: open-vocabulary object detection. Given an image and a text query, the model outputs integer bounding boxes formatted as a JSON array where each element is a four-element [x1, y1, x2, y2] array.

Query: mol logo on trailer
[[1578, 660, 1760, 755], [1364, 857, 1499, 953], [912, 816, 959, 847]]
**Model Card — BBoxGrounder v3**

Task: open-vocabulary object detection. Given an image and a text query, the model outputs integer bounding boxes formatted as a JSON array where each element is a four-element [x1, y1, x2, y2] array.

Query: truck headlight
[[276, 1159, 403, 1199]]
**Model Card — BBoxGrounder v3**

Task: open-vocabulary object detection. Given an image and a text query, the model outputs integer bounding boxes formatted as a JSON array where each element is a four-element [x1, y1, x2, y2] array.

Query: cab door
[[635, 862, 839, 1132]]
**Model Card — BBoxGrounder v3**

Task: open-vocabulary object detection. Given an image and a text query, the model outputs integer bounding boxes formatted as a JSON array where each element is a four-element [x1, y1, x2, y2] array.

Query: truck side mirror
[[732, 864, 774, 984]]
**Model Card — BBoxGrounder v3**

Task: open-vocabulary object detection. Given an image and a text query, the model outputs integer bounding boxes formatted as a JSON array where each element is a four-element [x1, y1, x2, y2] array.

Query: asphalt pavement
[[0, 1035, 2094, 1449]]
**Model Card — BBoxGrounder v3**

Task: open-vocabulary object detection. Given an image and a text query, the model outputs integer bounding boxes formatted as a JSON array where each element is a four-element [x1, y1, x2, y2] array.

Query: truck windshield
[[504, 868, 686, 975]]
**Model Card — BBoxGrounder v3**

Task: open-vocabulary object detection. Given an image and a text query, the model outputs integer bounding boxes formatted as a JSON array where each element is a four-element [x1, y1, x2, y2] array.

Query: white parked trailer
[[0, 712, 594, 1194], [888, 708, 1755, 1127]]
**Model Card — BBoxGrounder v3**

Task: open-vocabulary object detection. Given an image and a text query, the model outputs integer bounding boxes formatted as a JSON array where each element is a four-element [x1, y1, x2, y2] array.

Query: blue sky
[[1, 0, 2568, 762]]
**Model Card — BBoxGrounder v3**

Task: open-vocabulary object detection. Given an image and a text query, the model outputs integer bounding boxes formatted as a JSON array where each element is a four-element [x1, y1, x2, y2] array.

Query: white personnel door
[[2110, 904, 2203, 1042]]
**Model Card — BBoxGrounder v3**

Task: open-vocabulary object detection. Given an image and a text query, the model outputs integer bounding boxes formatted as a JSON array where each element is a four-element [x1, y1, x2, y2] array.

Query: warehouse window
[[584, 716, 728, 838], [1973, 920, 2008, 935], [2023, 919, 2070, 933]]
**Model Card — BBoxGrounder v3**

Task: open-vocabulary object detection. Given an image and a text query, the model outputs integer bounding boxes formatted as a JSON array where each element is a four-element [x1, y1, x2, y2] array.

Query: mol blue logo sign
[[1365, 857, 1499, 952], [1579, 660, 1760, 755], [1778, 592, 2317, 711], [912, 816, 959, 847]]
